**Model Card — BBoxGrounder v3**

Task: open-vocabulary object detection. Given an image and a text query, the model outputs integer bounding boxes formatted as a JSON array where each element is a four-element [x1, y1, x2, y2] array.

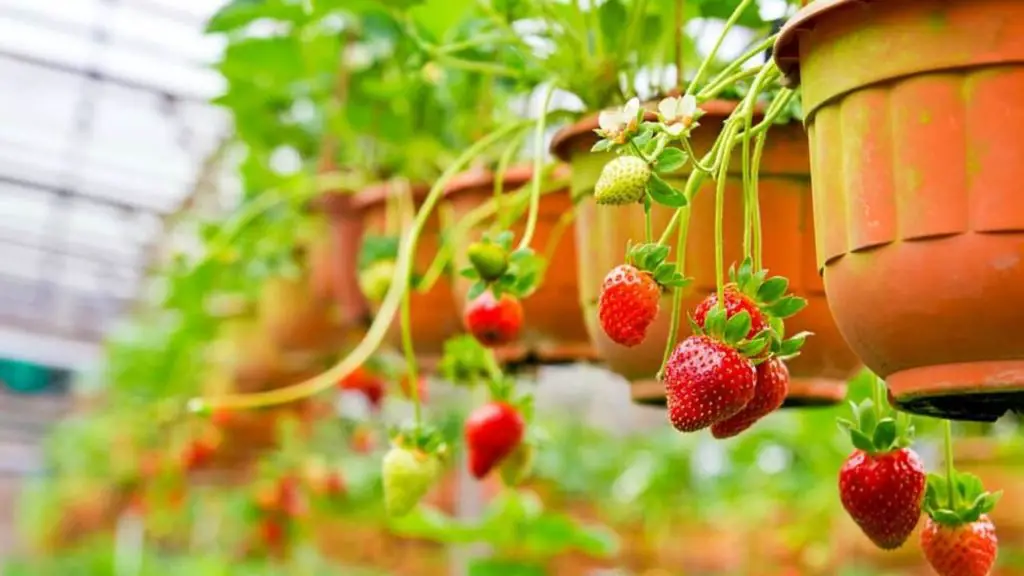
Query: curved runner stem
[[517, 83, 558, 252]]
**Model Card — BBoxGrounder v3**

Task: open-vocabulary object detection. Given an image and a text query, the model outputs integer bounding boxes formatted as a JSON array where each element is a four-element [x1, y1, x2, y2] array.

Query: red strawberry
[[598, 264, 660, 347], [664, 335, 756, 432], [839, 448, 926, 549], [693, 285, 768, 340], [180, 432, 220, 470], [711, 356, 789, 438], [921, 514, 998, 576], [464, 290, 524, 347], [350, 426, 375, 454], [464, 401, 525, 479], [339, 366, 385, 408]]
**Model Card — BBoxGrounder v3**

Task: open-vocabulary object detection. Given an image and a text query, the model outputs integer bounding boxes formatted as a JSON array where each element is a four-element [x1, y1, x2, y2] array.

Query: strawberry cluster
[[460, 230, 541, 349], [630, 257, 805, 437]]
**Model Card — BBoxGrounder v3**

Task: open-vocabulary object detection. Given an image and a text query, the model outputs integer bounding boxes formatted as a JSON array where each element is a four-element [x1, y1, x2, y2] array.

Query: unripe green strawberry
[[499, 442, 535, 487], [467, 242, 508, 282], [594, 156, 650, 205], [382, 445, 440, 517], [359, 260, 396, 303]]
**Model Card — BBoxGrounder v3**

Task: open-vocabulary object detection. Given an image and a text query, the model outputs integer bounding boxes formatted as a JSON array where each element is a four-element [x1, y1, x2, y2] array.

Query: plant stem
[[400, 284, 421, 427], [433, 54, 525, 80], [416, 203, 456, 293], [658, 203, 690, 378], [713, 123, 738, 310], [188, 120, 532, 410], [685, 0, 756, 96], [517, 83, 557, 252], [873, 377, 884, 421], [750, 128, 767, 270], [944, 419, 956, 509], [696, 36, 775, 100], [494, 128, 529, 230]]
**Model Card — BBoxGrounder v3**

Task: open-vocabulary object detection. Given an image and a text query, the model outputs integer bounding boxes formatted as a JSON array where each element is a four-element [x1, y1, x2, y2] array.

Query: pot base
[[782, 378, 847, 408], [888, 360, 1024, 421], [629, 379, 665, 406]]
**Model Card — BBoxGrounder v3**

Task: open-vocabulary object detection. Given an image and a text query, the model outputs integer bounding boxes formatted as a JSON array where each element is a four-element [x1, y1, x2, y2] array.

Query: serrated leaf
[[647, 173, 688, 208], [872, 419, 897, 451], [850, 429, 874, 452], [723, 310, 752, 344], [654, 148, 687, 173], [767, 296, 808, 319], [756, 276, 789, 304]]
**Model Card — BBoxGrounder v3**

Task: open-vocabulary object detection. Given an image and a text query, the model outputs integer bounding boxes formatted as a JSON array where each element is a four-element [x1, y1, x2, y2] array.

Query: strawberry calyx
[[837, 398, 915, 456], [486, 376, 535, 423], [625, 242, 692, 292], [689, 307, 770, 360], [438, 335, 492, 386], [923, 470, 1002, 527], [729, 257, 810, 360], [461, 230, 544, 300], [389, 422, 448, 462]]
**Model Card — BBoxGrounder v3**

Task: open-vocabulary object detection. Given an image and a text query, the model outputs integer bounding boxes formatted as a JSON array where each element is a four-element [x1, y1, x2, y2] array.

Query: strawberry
[[598, 264, 660, 347], [467, 241, 509, 282], [339, 366, 385, 408], [837, 393, 925, 550], [465, 401, 525, 479], [499, 441, 535, 487], [358, 259, 396, 303], [594, 155, 651, 205], [710, 356, 789, 438], [598, 244, 690, 347], [463, 290, 523, 347], [276, 475, 306, 517], [664, 335, 757, 432], [920, 464, 1002, 576], [180, 431, 220, 470], [382, 432, 444, 518], [692, 259, 807, 348]]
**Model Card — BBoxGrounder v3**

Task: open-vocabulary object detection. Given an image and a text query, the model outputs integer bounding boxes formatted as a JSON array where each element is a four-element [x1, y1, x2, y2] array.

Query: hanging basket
[[307, 192, 369, 330], [445, 165, 596, 365], [353, 182, 462, 369], [257, 273, 342, 356], [775, 0, 1024, 421], [551, 100, 858, 407]]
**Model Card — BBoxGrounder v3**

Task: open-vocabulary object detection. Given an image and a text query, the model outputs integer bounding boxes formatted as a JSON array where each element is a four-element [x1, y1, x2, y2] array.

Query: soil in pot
[[353, 182, 462, 368], [445, 165, 596, 365], [551, 100, 858, 406], [774, 0, 1024, 421]]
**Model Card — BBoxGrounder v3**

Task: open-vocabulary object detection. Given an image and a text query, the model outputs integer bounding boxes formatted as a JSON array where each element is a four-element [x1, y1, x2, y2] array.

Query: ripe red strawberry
[[464, 290, 524, 347], [338, 366, 385, 408], [693, 285, 768, 340], [839, 448, 926, 549], [180, 432, 220, 470], [464, 401, 525, 479], [598, 264, 660, 347], [710, 356, 789, 438], [921, 514, 998, 576], [664, 335, 757, 432]]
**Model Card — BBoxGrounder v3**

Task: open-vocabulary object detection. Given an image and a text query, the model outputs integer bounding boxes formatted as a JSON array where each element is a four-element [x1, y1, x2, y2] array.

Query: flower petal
[[658, 97, 676, 119], [624, 97, 640, 117], [681, 95, 698, 116], [598, 110, 620, 132], [665, 123, 685, 137]]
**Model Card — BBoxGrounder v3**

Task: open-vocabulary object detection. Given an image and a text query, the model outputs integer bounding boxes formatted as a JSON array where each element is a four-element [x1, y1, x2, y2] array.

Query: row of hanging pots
[[773, 0, 1024, 422], [550, 100, 860, 407]]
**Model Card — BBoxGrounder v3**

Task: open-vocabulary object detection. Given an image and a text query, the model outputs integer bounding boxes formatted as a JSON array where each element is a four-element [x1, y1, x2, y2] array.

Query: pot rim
[[351, 181, 432, 212], [549, 99, 751, 163], [443, 163, 572, 200], [774, 0, 883, 87]]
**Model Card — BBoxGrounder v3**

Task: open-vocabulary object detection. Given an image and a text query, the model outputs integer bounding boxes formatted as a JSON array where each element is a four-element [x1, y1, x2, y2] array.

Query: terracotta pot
[[445, 165, 596, 364], [308, 192, 369, 329], [775, 0, 1024, 421], [353, 182, 462, 366], [208, 314, 283, 391], [257, 273, 341, 354], [952, 438, 1024, 550], [551, 100, 858, 406]]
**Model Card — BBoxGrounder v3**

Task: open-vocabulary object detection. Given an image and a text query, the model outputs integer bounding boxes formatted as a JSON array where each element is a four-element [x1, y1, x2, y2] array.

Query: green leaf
[[933, 509, 962, 525], [756, 276, 789, 304], [723, 311, 752, 344], [467, 281, 486, 301], [703, 306, 727, 338], [653, 263, 676, 285], [766, 296, 807, 319], [590, 139, 613, 153], [654, 148, 687, 173], [646, 173, 688, 208], [955, 472, 986, 503], [738, 336, 768, 357], [495, 231, 515, 250], [460, 267, 480, 280], [849, 429, 875, 453], [858, 401, 878, 438], [872, 419, 897, 451]]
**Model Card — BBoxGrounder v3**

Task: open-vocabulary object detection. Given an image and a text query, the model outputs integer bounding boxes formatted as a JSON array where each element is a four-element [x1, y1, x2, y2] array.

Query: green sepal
[[923, 471, 1003, 527], [467, 281, 487, 301], [841, 393, 915, 455], [766, 296, 807, 319], [723, 310, 752, 345], [389, 422, 449, 461], [591, 139, 613, 153], [756, 276, 789, 304]]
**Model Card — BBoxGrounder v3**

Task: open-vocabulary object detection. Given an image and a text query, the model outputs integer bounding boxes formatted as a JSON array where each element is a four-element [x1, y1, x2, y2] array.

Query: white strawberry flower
[[658, 94, 700, 137], [597, 97, 641, 144]]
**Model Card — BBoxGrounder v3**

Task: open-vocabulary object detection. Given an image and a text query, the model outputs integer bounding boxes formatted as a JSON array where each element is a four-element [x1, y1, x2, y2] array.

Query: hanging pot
[[353, 182, 462, 368], [551, 100, 858, 406], [208, 313, 283, 391], [951, 438, 1024, 550], [307, 192, 369, 330], [775, 0, 1024, 421], [257, 272, 340, 356], [445, 165, 596, 365]]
